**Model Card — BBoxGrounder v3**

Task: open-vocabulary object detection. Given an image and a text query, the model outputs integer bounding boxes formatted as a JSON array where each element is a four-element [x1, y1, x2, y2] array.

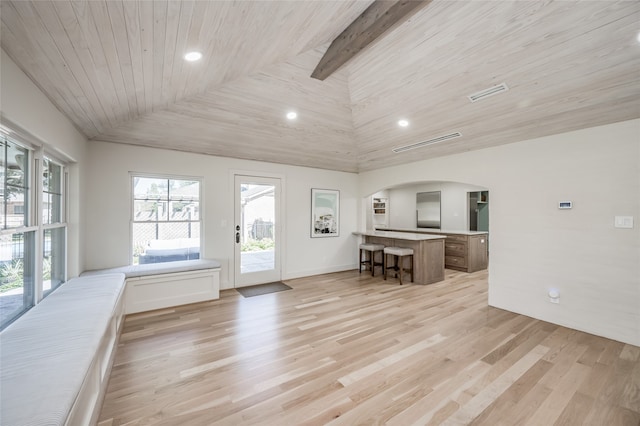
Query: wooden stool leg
[[371, 250, 375, 277], [398, 255, 404, 285], [359, 249, 363, 274], [394, 255, 399, 278], [383, 253, 388, 280], [410, 255, 414, 283]]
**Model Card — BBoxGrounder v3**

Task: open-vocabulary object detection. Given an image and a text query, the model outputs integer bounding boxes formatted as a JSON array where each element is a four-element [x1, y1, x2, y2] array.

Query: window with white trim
[[42, 158, 66, 297], [0, 136, 35, 328], [0, 129, 68, 330], [131, 175, 201, 265]]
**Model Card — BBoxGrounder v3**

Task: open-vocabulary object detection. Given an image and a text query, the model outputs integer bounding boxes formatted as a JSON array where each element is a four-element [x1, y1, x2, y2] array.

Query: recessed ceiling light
[[184, 51, 202, 62], [286, 112, 297, 120], [398, 119, 409, 127]]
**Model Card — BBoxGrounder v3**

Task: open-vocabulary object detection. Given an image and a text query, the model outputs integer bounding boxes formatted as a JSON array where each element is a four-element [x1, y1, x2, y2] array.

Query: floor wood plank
[[98, 269, 639, 425]]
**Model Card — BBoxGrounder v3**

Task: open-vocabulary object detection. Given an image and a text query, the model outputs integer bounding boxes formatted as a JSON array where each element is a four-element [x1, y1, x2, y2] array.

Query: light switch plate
[[614, 216, 634, 229]]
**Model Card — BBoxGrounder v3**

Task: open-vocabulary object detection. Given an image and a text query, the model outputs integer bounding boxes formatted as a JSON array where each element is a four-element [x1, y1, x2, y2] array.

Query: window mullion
[[2, 139, 7, 230], [33, 150, 43, 304], [165, 179, 171, 222], [64, 170, 69, 223], [42, 223, 67, 230], [0, 226, 39, 235]]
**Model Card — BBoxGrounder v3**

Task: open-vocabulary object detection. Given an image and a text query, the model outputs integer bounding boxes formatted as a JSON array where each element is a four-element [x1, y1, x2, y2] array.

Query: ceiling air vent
[[392, 132, 462, 153], [468, 82, 509, 103]]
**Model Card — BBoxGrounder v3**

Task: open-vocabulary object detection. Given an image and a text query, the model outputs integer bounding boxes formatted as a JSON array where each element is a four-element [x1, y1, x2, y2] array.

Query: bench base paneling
[[126, 269, 220, 314]]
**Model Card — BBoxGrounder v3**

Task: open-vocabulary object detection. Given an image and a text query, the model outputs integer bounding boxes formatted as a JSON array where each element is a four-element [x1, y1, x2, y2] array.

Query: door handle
[[236, 232, 240, 243]]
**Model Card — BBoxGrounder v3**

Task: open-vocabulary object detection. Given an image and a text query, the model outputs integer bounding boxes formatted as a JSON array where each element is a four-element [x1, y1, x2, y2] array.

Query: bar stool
[[359, 243, 385, 276], [384, 247, 414, 285]]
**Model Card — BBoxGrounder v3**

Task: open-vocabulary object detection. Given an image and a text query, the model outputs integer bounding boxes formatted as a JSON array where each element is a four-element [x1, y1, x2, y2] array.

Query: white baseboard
[[220, 264, 357, 290], [283, 263, 357, 281]]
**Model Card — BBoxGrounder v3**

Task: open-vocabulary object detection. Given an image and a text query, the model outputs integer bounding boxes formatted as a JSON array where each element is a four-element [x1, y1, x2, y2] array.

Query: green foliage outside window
[[0, 260, 23, 293], [241, 238, 275, 252]]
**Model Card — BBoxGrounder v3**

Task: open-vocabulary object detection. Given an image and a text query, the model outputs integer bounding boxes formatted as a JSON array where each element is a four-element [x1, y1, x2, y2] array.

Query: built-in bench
[[81, 259, 221, 314], [0, 273, 126, 426], [0, 260, 221, 426]]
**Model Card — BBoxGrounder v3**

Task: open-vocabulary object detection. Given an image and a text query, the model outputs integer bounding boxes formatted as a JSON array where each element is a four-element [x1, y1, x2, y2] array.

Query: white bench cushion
[[81, 258, 221, 279], [0, 273, 125, 426]]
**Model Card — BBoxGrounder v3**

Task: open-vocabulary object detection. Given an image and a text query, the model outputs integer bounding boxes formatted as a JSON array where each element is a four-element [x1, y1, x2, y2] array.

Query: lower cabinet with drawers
[[442, 233, 488, 272]]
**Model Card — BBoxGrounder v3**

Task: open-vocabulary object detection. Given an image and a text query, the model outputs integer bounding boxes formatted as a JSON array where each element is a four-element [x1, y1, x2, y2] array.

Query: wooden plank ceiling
[[2, 0, 639, 173]]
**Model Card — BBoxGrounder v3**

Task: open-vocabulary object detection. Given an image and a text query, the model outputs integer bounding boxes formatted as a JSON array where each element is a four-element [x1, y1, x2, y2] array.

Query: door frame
[[231, 171, 285, 288]]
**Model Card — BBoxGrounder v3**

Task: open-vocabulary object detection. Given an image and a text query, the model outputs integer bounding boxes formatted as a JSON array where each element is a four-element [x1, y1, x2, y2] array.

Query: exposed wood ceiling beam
[[311, 0, 431, 81]]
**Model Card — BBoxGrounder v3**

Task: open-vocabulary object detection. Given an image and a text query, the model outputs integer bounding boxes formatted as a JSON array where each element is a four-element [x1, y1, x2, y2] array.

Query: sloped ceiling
[[2, 0, 639, 173]]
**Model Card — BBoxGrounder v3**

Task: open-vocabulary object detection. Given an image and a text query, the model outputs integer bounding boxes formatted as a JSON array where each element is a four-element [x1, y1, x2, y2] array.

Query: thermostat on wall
[[558, 201, 572, 209]]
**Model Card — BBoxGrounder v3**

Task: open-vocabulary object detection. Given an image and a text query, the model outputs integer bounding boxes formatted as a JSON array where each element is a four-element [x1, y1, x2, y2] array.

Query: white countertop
[[375, 227, 488, 236], [353, 230, 446, 241]]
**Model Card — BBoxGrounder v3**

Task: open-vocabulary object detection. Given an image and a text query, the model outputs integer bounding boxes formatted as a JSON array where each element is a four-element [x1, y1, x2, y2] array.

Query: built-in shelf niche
[[371, 195, 389, 228], [373, 198, 387, 214]]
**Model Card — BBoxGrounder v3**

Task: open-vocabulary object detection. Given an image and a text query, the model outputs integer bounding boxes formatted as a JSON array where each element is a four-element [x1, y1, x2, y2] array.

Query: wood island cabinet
[[443, 233, 488, 273], [376, 228, 488, 273], [364, 235, 445, 285]]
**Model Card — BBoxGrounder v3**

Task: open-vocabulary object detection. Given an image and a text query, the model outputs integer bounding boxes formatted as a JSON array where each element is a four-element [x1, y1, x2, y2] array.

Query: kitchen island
[[353, 230, 446, 284], [376, 227, 489, 273]]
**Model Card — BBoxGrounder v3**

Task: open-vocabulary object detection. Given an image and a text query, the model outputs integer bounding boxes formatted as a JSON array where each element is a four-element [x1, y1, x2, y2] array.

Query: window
[[0, 137, 35, 328], [42, 158, 66, 297], [1, 139, 29, 229], [42, 158, 62, 224], [0, 132, 67, 330], [131, 176, 201, 265]]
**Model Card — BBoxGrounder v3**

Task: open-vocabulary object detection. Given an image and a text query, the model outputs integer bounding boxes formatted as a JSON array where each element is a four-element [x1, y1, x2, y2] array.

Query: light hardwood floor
[[98, 269, 640, 425]]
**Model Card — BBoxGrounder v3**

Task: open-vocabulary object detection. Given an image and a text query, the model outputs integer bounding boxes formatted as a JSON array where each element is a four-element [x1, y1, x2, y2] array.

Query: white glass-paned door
[[234, 175, 281, 287]]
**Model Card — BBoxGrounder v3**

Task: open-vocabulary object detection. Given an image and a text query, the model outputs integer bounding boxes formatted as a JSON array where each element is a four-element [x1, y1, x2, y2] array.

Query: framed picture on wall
[[311, 188, 339, 238]]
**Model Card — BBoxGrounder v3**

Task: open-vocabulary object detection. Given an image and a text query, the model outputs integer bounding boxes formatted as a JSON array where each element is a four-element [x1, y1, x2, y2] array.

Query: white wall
[[1, 49, 88, 277], [359, 119, 640, 346], [84, 141, 359, 289], [385, 181, 487, 230]]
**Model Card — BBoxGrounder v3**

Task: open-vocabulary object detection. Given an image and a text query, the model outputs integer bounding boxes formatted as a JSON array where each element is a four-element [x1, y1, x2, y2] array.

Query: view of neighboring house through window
[[0, 131, 68, 330], [132, 176, 201, 265]]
